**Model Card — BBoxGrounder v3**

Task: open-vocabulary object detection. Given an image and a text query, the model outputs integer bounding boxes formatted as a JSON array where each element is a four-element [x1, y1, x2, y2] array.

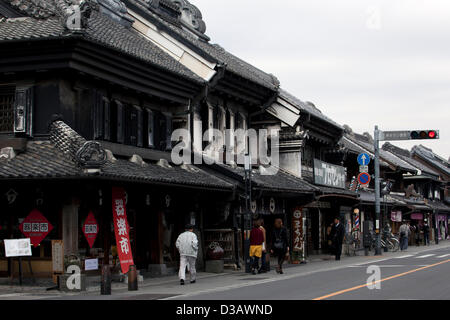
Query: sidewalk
[[1, 240, 449, 299]]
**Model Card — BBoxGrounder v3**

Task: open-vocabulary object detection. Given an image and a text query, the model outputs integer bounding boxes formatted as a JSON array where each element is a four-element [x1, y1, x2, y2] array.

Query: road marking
[[437, 254, 450, 258], [415, 254, 435, 258], [313, 259, 450, 300], [394, 255, 415, 259]]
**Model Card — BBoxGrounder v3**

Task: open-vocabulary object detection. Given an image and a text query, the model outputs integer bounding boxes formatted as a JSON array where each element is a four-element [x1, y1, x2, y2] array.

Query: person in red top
[[249, 220, 264, 275]]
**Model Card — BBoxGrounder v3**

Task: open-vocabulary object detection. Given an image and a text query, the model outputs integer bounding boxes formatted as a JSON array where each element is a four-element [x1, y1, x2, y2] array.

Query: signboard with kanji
[[82, 212, 99, 248], [19, 209, 53, 247], [112, 187, 134, 274], [292, 208, 304, 257]]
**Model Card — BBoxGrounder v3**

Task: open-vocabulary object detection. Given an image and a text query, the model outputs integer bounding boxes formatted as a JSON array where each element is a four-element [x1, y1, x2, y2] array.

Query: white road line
[[437, 254, 450, 258], [415, 254, 435, 259], [394, 255, 415, 259]]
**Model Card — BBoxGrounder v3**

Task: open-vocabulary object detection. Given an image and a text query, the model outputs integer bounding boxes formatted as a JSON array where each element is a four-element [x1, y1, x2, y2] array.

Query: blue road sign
[[357, 153, 371, 166], [358, 172, 371, 185]]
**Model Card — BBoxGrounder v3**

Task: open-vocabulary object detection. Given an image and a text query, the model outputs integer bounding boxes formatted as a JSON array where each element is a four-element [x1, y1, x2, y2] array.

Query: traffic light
[[410, 130, 439, 140]]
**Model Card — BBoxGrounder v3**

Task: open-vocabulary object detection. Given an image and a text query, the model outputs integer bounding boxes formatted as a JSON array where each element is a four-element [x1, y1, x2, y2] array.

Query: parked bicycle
[[370, 231, 400, 252]]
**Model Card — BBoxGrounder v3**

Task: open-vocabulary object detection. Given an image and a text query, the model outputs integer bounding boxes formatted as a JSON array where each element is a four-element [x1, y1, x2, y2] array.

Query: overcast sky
[[193, 0, 450, 160]]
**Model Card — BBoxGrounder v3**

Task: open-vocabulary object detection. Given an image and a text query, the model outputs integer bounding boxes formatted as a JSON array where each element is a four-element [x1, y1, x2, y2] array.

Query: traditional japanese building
[[0, 0, 321, 279]]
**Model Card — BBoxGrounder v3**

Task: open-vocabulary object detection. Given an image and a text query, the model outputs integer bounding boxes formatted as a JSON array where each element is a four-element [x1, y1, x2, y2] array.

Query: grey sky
[[193, 0, 450, 160]]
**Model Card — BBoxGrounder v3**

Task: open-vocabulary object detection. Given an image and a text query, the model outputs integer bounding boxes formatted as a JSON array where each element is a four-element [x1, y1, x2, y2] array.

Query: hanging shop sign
[[391, 211, 402, 222], [4, 239, 32, 257], [292, 208, 303, 252], [19, 209, 53, 247], [82, 212, 99, 249], [112, 187, 134, 274], [313, 159, 346, 189], [411, 213, 423, 220]]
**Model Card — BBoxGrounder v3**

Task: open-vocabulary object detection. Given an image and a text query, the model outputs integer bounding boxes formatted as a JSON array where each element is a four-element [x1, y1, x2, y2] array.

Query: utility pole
[[242, 154, 252, 273], [374, 126, 382, 255]]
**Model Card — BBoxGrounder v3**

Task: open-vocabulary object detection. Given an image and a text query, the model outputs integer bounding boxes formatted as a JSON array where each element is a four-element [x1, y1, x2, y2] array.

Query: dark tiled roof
[[348, 134, 417, 173], [315, 185, 358, 198], [358, 189, 404, 204], [411, 145, 450, 176], [382, 142, 440, 177], [0, 121, 233, 190], [0, 140, 81, 179], [0, 17, 65, 41], [0, 4, 204, 84], [126, 0, 279, 90], [101, 160, 233, 190], [279, 89, 343, 130], [340, 135, 390, 168], [212, 163, 318, 194], [83, 10, 203, 83], [426, 200, 450, 212]]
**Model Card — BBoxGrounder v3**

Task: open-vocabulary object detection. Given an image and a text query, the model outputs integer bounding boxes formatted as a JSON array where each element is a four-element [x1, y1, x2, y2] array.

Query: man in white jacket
[[176, 224, 198, 285]]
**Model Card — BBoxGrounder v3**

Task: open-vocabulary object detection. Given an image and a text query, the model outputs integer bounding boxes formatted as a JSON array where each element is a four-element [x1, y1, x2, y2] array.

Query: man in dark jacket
[[423, 222, 430, 246], [270, 218, 290, 274], [330, 217, 345, 261]]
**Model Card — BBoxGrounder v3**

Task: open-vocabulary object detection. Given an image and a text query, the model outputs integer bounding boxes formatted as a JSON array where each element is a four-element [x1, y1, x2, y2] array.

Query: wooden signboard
[[51, 240, 64, 284], [291, 207, 304, 264]]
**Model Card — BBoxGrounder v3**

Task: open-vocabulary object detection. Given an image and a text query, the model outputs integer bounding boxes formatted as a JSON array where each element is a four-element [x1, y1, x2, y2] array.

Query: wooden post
[[18, 257, 23, 286]]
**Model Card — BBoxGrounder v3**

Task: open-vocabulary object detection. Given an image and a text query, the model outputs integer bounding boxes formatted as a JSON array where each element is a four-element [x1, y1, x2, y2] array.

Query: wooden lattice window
[[0, 85, 15, 133]]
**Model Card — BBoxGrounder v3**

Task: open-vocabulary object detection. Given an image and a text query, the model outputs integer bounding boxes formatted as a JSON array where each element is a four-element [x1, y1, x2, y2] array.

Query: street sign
[[381, 130, 440, 141], [381, 131, 411, 141], [357, 153, 371, 166], [359, 165, 369, 173], [358, 172, 371, 185]]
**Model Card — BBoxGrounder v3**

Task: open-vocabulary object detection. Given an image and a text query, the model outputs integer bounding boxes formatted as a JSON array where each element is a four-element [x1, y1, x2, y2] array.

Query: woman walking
[[249, 220, 264, 275], [270, 218, 289, 274]]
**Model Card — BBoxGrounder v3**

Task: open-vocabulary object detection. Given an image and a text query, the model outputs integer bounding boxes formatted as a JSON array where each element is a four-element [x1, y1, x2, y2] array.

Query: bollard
[[101, 265, 111, 295], [128, 265, 138, 291]]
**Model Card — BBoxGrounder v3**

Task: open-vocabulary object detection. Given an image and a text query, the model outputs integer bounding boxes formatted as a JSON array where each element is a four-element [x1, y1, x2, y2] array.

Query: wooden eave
[[0, 37, 203, 104]]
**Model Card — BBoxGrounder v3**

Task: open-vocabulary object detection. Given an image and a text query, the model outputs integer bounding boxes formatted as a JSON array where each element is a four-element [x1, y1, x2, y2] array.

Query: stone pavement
[[0, 240, 449, 300]]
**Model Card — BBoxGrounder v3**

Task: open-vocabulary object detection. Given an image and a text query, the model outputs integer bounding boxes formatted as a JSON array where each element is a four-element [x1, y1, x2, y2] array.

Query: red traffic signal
[[410, 130, 439, 140]]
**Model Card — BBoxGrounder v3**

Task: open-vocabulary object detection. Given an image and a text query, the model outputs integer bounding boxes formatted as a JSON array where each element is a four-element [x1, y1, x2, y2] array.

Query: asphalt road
[[169, 247, 450, 300], [2, 245, 449, 301]]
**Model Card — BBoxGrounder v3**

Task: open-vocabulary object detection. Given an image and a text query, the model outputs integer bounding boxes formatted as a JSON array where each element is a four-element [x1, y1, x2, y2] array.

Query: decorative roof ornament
[[171, 0, 206, 34], [97, 0, 134, 27], [75, 141, 107, 169]]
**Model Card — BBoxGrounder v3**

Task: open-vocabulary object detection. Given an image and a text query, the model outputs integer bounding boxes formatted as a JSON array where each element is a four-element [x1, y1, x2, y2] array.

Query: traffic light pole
[[374, 126, 382, 255]]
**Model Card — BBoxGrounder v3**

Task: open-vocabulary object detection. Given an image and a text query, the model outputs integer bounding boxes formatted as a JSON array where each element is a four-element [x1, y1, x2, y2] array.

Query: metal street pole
[[242, 155, 252, 273], [374, 126, 382, 255]]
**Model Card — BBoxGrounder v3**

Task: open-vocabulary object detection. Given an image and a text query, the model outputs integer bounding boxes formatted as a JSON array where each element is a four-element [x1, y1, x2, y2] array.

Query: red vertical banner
[[112, 187, 134, 274]]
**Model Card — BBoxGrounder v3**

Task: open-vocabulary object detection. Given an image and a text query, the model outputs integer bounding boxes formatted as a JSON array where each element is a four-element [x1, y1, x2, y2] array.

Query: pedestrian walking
[[249, 220, 264, 275], [441, 223, 446, 240], [175, 224, 198, 285], [414, 224, 421, 246], [423, 222, 430, 245], [259, 218, 267, 273], [270, 218, 289, 274], [399, 221, 410, 251], [326, 223, 333, 254], [330, 217, 345, 260]]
